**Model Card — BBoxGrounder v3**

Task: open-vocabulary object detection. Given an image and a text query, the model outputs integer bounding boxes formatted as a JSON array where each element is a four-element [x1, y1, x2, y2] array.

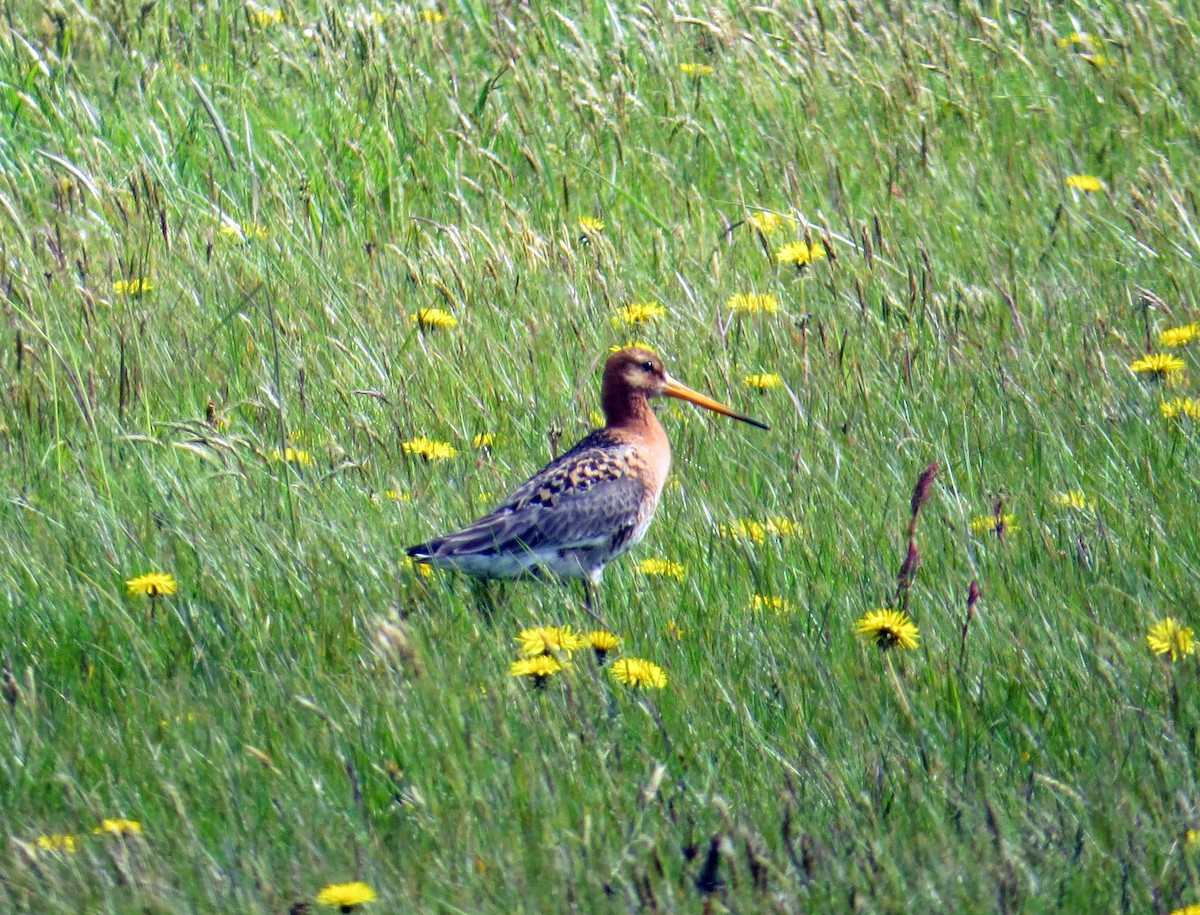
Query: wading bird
[[406, 347, 768, 610]]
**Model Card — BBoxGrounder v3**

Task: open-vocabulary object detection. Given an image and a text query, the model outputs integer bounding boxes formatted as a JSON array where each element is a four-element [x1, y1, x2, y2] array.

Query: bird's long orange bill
[[663, 376, 770, 430]]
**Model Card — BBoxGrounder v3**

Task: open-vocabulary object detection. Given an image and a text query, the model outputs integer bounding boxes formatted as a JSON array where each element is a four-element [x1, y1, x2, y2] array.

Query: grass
[[2, 0, 1200, 911]]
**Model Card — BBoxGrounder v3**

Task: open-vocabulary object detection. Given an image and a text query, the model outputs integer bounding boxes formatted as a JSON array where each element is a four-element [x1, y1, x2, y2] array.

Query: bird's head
[[602, 347, 768, 430]]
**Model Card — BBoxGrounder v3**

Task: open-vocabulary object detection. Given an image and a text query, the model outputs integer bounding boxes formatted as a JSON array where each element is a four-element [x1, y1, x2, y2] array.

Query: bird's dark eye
[[642, 361, 655, 373]]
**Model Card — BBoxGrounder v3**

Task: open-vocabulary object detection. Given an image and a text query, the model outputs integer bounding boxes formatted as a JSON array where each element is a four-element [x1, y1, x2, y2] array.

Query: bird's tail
[[405, 541, 437, 561]]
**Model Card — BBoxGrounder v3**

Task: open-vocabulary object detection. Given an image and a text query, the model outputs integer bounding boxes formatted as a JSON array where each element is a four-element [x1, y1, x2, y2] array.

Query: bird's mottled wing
[[417, 432, 646, 559]]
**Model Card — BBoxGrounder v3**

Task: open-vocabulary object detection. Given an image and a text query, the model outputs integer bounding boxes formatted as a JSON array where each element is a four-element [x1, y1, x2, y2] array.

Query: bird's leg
[[579, 578, 609, 630], [468, 579, 501, 624]]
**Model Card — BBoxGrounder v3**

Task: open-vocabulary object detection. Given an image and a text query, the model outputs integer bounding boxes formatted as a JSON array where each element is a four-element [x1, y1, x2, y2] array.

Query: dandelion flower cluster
[[1159, 323, 1199, 348], [610, 657, 667, 689], [36, 834, 78, 854], [113, 278, 154, 295], [219, 221, 270, 241], [125, 573, 177, 598], [743, 373, 782, 390], [1146, 618, 1195, 662], [316, 881, 378, 910], [93, 818, 143, 836], [1130, 354, 1186, 379], [727, 292, 779, 315], [583, 630, 620, 663], [638, 558, 685, 580], [855, 609, 920, 651], [402, 437, 457, 460], [679, 62, 715, 77], [577, 216, 604, 237], [1161, 397, 1200, 421], [775, 241, 826, 267], [746, 211, 790, 235], [765, 517, 799, 537], [271, 447, 314, 467], [612, 302, 666, 326], [751, 595, 791, 614], [1053, 491, 1091, 511], [410, 308, 457, 331], [970, 514, 1018, 536], [400, 557, 434, 578], [247, 3, 284, 26], [509, 655, 567, 684], [720, 517, 796, 544], [516, 626, 581, 657], [1064, 175, 1103, 193], [1057, 32, 1097, 51]]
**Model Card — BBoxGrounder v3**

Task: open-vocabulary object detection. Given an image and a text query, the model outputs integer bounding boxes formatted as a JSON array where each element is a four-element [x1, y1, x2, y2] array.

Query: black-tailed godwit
[[406, 347, 767, 606]]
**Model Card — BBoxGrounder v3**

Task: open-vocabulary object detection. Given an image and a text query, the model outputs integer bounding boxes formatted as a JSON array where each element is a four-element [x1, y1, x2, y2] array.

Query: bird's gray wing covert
[[426, 437, 646, 558]]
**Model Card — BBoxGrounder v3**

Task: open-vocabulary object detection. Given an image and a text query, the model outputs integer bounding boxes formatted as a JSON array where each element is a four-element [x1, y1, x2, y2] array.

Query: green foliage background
[[2, 0, 1200, 911]]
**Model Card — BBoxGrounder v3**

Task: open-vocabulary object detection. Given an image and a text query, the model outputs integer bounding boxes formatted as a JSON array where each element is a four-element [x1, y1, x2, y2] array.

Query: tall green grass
[[2, 0, 1200, 911]]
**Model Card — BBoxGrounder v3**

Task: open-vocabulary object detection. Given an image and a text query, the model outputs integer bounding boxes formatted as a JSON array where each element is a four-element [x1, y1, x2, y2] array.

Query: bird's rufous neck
[[601, 386, 660, 435]]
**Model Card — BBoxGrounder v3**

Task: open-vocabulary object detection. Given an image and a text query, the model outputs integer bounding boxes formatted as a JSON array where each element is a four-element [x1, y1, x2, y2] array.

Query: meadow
[[2, 0, 1200, 911]]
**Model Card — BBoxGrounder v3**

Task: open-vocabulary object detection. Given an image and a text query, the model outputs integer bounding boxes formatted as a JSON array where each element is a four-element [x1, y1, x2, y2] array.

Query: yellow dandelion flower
[[578, 216, 605, 236], [516, 626, 582, 657], [720, 519, 767, 544], [1053, 491, 1090, 511], [1080, 53, 1109, 68], [1147, 618, 1196, 662], [271, 447, 314, 467], [679, 62, 715, 77], [402, 437, 457, 460], [638, 558, 685, 580], [410, 308, 457, 331], [1187, 828, 1200, 851], [316, 881, 377, 910], [1159, 323, 1199, 348], [1065, 174, 1103, 193], [1170, 907, 1200, 915], [510, 655, 566, 683], [1130, 353, 1186, 378], [400, 557, 434, 578], [383, 490, 411, 502], [744, 373, 782, 390], [1161, 397, 1200, 421], [970, 514, 1018, 536], [1057, 32, 1096, 51], [751, 595, 791, 614], [35, 834, 78, 854], [609, 341, 652, 354], [855, 609, 920, 651], [420, 10, 445, 24], [775, 240, 826, 267], [583, 630, 620, 662], [727, 292, 780, 315], [113, 278, 154, 295], [219, 221, 270, 241], [247, 4, 283, 26], [746, 211, 791, 235], [612, 302, 666, 326], [610, 657, 667, 689], [125, 572, 177, 598], [93, 818, 143, 837], [472, 432, 495, 449], [765, 517, 798, 537]]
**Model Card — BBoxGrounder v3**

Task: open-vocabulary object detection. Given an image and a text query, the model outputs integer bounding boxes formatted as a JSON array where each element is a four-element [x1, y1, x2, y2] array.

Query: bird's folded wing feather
[[427, 440, 645, 557]]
